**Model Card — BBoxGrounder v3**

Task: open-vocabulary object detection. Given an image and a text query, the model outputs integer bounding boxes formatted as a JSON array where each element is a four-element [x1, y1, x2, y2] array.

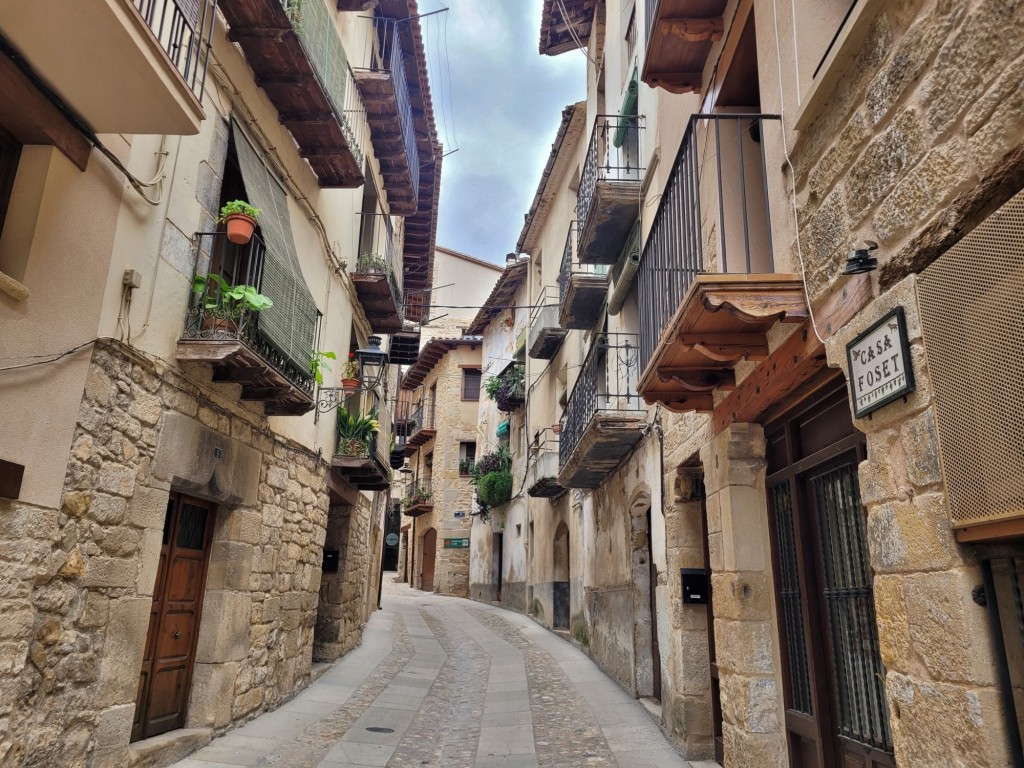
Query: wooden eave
[[557, 412, 647, 489], [641, 0, 726, 93], [539, 0, 597, 56], [219, 0, 362, 187], [176, 339, 315, 415], [637, 274, 809, 413], [404, 427, 435, 455], [467, 261, 528, 335], [331, 454, 391, 491], [389, 329, 421, 366], [401, 337, 481, 390], [353, 68, 418, 215], [350, 272, 403, 333]]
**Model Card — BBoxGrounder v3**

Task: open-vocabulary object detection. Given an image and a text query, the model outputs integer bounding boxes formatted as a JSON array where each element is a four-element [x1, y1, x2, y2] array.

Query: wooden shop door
[[766, 382, 894, 768], [421, 528, 437, 592], [132, 494, 215, 742]]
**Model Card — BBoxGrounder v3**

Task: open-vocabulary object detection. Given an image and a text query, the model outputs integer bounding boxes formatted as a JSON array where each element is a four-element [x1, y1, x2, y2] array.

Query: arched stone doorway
[[421, 527, 437, 592], [631, 502, 661, 700], [553, 521, 570, 629]]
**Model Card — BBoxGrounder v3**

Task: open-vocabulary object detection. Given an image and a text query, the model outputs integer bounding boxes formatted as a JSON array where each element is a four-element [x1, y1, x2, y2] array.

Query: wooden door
[[421, 528, 437, 592], [766, 382, 894, 768], [132, 494, 215, 742]]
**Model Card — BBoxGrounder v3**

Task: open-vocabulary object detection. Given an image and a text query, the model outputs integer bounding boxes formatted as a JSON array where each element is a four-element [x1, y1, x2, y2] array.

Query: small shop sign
[[444, 537, 470, 549], [846, 307, 915, 418]]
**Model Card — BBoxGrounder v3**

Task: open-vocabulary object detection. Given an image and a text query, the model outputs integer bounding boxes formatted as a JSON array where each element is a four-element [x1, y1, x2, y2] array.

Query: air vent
[[919, 188, 1024, 529]]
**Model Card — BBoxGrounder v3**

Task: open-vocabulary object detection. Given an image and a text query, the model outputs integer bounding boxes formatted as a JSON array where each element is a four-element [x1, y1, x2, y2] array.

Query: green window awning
[[496, 419, 510, 438], [613, 71, 639, 148], [232, 120, 319, 373]]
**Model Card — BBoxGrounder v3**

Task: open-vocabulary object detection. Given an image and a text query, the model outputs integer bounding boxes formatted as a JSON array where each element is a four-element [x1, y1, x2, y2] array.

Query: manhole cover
[[366, 727, 395, 733]]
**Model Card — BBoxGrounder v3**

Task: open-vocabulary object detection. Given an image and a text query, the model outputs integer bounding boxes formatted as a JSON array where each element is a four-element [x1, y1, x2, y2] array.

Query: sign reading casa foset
[[444, 538, 470, 549], [846, 306, 915, 418]]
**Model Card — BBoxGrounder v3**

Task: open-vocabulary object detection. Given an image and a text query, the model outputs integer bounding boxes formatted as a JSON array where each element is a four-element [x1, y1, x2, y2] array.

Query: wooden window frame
[[462, 368, 482, 401]]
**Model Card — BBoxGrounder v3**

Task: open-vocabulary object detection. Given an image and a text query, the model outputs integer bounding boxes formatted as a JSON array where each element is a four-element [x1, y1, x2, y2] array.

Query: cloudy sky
[[419, 1, 585, 264]]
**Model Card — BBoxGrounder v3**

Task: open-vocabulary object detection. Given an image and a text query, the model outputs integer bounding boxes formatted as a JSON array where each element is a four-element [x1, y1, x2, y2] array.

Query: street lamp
[[315, 335, 391, 416]]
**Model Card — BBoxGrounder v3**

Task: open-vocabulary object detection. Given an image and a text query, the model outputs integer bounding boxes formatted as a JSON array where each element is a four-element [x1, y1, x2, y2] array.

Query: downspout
[[608, 248, 641, 315]]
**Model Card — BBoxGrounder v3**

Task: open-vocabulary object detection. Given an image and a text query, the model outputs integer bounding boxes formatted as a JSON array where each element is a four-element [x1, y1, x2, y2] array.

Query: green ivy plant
[[310, 350, 337, 386], [218, 200, 261, 222], [192, 274, 273, 316]]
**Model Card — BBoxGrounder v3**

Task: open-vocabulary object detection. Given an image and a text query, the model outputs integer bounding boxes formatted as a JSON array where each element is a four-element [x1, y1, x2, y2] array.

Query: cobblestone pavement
[[171, 578, 710, 768]]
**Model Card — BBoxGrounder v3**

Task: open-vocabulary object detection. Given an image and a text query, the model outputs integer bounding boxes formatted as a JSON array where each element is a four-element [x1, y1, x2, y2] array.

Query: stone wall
[[0, 340, 335, 767]]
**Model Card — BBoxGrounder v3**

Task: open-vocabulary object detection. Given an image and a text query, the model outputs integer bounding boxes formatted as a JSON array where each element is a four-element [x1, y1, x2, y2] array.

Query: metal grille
[[558, 221, 607, 310], [176, 503, 208, 550], [810, 460, 892, 752], [919, 188, 1024, 528], [769, 480, 814, 717], [133, 0, 216, 101], [577, 114, 644, 238]]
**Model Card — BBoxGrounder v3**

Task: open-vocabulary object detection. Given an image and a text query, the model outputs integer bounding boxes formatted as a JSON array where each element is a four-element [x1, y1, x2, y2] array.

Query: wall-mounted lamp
[[315, 335, 391, 415], [842, 240, 879, 276]]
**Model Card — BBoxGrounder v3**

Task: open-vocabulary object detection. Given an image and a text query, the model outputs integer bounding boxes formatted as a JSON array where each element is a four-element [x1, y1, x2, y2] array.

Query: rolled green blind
[[613, 71, 639, 148], [231, 120, 319, 374]]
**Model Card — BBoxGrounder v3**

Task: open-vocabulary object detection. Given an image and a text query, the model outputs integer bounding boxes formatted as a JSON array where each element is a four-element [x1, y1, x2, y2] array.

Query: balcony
[[636, 114, 808, 413], [351, 214, 403, 333], [219, 0, 366, 187], [0, 0, 214, 135], [401, 478, 434, 518], [176, 233, 317, 415], [558, 223, 608, 330], [642, 0, 725, 93], [527, 432, 565, 499], [528, 287, 567, 359], [488, 362, 526, 414], [331, 393, 390, 491], [353, 17, 420, 215], [576, 115, 644, 265], [388, 329, 422, 366], [558, 334, 646, 489], [404, 400, 436, 455]]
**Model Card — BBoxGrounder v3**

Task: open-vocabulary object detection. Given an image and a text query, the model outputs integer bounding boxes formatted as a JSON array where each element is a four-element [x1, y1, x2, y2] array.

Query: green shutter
[[613, 71, 639, 148], [231, 120, 319, 373]]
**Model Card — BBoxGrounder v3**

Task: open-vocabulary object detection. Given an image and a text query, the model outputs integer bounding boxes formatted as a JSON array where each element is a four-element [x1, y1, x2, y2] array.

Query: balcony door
[[133, 494, 215, 742], [766, 382, 894, 768]]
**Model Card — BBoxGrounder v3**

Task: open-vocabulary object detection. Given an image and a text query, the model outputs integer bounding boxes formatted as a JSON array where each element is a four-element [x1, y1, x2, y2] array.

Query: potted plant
[[341, 352, 360, 392], [336, 405, 379, 457], [402, 486, 433, 510], [192, 273, 273, 334], [310, 350, 337, 386], [219, 200, 261, 245]]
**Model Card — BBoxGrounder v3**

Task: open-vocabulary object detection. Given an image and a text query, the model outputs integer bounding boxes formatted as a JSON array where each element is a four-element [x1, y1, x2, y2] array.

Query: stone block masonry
[[0, 339, 379, 768]]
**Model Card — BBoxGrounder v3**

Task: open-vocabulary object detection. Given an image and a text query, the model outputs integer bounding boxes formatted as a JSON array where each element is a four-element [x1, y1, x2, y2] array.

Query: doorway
[[132, 493, 216, 742], [421, 527, 437, 592], [766, 381, 894, 768], [553, 522, 570, 629], [631, 503, 661, 700], [493, 532, 504, 602]]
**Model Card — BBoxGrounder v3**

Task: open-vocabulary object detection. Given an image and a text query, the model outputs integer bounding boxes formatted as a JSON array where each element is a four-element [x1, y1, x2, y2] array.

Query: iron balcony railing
[[280, 0, 367, 167], [636, 113, 781, 377], [182, 232, 317, 395], [360, 17, 420, 209], [559, 333, 644, 469], [133, 0, 217, 102], [403, 476, 433, 510], [558, 222, 607, 308], [354, 212, 403, 305], [335, 388, 388, 464], [645, 0, 657, 47], [576, 114, 644, 236], [408, 397, 435, 435]]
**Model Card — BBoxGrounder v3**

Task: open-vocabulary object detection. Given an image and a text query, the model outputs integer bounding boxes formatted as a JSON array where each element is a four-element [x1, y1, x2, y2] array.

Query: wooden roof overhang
[[378, 0, 442, 322], [219, 0, 363, 187], [539, 0, 597, 56], [331, 454, 391, 491], [404, 427, 436, 455], [637, 274, 809, 413], [401, 337, 481, 390], [641, 0, 726, 93], [176, 339, 315, 415], [351, 272, 403, 333], [467, 261, 528, 335]]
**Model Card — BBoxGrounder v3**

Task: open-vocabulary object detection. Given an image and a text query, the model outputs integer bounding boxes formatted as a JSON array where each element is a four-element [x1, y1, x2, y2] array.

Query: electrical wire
[[555, 0, 599, 69], [0, 339, 99, 372]]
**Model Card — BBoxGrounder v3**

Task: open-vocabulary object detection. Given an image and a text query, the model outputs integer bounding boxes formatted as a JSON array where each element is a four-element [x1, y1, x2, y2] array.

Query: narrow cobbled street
[[170, 578, 706, 768]]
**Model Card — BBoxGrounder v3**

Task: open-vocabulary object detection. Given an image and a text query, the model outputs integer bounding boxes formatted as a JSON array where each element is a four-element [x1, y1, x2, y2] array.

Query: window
[[462, 368, 482, 400], [624, 6, 637, 67], [459, 442, 476, 476]]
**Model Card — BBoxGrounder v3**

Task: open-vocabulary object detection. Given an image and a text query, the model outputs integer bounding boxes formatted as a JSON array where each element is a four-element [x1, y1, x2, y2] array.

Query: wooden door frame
[[133, 492, 216, 743]]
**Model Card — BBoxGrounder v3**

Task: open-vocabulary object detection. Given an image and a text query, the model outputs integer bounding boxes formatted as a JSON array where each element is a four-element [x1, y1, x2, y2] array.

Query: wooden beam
[[256, 74, 307, 86], [660, 17, 724, 42], [657, 368, 737, 391], [227, 27, 292, 42], [646, 72, 704, 94], [712, 322, 827, 432], [279, 111, 335, 124], [814, 272, 872, 340]]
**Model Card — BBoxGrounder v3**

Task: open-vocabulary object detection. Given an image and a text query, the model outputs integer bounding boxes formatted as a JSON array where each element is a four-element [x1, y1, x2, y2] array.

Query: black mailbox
[[322, 549, 340, 573], [681, 568, 709, 604]]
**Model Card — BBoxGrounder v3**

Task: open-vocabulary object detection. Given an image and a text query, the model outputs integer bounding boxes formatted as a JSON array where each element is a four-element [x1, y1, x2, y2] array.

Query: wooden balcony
[[401, 481, 433, 517], [635, 114, 808, 412], [332, 436, 390, 491], [576, 115, 643, 265], [558, 223, 608, 331], [527, 438, 565, 498], [353, 18, 419, 215], [539, 0, 597, 55], [528, 290, 567, 360], [176, 233, 316, 416], [642, 0, 726, 93], [389, 329, 422, 366], [404, 401, 436, 455], [558, 335, 646, 489], [0, 0, 214, 135], [219, 0, 365, 187]]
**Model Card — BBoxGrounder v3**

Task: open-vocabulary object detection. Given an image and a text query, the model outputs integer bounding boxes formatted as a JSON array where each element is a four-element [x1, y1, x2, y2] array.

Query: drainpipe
[[608, 249, 641, 315]]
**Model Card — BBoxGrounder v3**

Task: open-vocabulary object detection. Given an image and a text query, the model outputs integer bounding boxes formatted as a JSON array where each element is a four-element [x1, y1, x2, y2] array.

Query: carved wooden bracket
[[660, 17, 724, 43]]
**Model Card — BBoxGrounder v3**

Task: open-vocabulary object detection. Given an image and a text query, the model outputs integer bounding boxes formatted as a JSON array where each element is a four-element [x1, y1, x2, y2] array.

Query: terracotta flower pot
[[225, 214, 256, 245], [341, 377, 360, 393]]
